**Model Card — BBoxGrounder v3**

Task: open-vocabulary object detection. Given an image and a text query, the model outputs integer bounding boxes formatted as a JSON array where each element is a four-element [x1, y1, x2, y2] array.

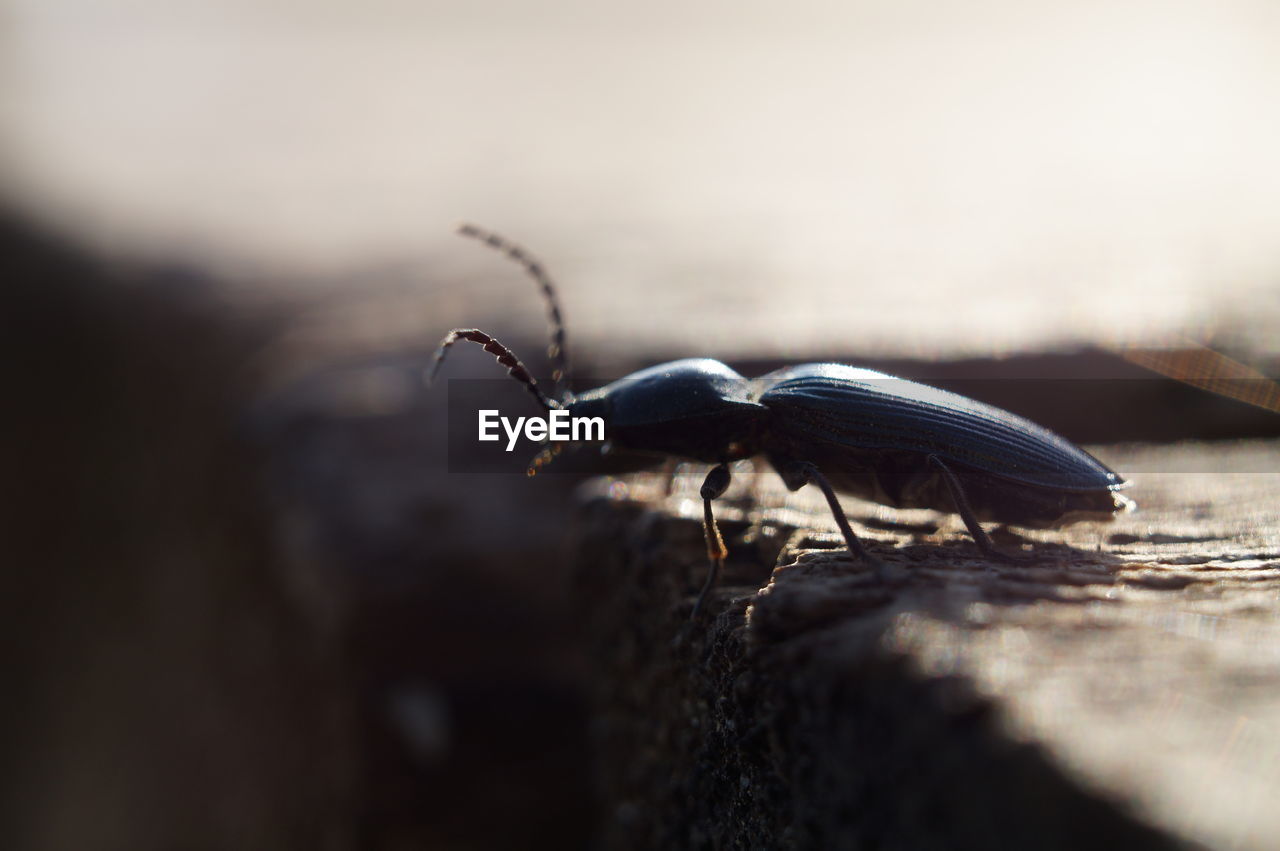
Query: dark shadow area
[[0, 211, 356, 849], [0, 212, 595, 851]]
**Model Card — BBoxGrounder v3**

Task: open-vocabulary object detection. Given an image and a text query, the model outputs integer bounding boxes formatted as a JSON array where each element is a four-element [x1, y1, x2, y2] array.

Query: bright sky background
[[3, 0, 1279, 360]]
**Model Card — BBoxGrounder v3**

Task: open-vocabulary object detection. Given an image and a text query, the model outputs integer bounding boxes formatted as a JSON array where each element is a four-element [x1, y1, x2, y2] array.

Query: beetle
[[431, 224, 1134, 616]]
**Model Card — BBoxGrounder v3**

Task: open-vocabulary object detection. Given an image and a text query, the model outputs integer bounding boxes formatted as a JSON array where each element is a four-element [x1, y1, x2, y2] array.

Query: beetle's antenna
[[428, 328, 561, 413], [457, 224, 573, 403]]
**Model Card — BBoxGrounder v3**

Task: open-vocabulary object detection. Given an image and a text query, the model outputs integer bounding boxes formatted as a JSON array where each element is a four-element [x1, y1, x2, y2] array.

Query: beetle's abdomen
[[760, 364, 1123, 493], [768, 442, 1124, 528]]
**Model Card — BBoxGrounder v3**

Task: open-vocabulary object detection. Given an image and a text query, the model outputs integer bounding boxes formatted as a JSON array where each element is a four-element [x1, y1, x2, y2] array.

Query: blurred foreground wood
[[1, 213, 596, 851], [575, 441, 1280, 850], [0, 216, 358, 850]]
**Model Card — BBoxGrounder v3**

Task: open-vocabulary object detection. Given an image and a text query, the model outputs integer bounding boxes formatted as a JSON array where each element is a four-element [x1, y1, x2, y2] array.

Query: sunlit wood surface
[[577, 440, 1280, 849]]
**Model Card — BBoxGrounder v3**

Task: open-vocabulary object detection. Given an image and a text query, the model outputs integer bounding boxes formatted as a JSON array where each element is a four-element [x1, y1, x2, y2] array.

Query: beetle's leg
[[800, 463, 882, 578], [926, 454, 1026, 562], [659, 457, 679, 497], [692, 464, 733, 618], [741, 458, 768, 547], [525, 441, 564, 477]]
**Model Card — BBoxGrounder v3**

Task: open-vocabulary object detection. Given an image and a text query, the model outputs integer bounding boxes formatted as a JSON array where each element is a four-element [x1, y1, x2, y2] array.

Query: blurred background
[[7, 0, 1280, 358], [2, 0, 1278, 849]]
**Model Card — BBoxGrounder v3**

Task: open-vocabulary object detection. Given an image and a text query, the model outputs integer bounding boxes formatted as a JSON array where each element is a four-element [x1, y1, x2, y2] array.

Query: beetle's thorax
[[569, 358, 765, 463]]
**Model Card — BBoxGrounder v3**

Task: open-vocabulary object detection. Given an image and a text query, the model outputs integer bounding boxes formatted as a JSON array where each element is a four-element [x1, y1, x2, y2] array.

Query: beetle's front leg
[[692, 463, 732, 618]]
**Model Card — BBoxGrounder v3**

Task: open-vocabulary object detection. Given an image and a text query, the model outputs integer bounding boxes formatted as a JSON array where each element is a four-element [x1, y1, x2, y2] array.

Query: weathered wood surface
[[574, 440, 1280, 850]]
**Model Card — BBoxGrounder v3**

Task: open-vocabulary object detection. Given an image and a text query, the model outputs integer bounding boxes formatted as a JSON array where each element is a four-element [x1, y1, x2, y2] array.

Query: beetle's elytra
[[432, 225, 1134, 616]]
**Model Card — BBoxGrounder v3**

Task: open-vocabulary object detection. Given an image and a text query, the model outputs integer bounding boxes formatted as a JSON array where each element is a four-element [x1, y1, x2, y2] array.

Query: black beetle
[[432, 225, 1134, 615]]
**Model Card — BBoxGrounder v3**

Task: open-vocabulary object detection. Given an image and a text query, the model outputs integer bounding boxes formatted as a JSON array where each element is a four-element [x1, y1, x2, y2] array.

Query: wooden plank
[[574, 440, 1280, 850]]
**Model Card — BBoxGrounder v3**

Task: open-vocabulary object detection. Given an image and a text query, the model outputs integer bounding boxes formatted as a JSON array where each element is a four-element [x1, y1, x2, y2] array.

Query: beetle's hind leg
[[692, 464, 732, 618], [927, 454, 1028, 563]]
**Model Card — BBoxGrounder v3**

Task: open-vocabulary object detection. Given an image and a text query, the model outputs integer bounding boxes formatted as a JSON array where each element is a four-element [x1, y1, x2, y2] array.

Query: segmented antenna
[[457, 224, 573, 403], [428, 328, 560, 413]]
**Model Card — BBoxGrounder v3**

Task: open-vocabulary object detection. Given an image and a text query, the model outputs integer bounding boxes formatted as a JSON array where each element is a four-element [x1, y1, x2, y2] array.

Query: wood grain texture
[[574, 440, 1280, 850]]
